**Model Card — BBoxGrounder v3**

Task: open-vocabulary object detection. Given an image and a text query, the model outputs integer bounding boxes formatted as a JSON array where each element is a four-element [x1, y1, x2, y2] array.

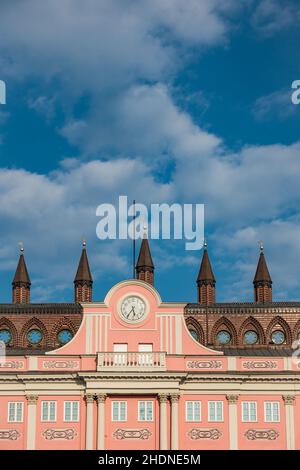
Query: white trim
[[138, 400, 154, 422]]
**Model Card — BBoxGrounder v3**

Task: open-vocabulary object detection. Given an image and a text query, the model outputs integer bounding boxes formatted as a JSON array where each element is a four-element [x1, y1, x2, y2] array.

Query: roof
[[12, 254, 31, 285], [185, 302, 300, 314], [221, 347, 294, 357], [0, 303, 83, 315], [197, 248, 215, 282], [254, 251, 272, 284], [136, 238, 154, 269], [74, 247, 93, 283]]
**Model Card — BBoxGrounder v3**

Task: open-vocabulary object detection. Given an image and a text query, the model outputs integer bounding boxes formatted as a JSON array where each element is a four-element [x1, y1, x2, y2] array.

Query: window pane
[[112, 402, 119, 421], [16, 403, 23, 422], [8, 403, 15, 422], [139, 401, 145, 420], [146, 402, 153, 421], [50, 402, 56, 421], [72, 402, 79, 421], [250, 402, 256, 421], [120, 402, 126, 421], [242, 402, 249, 421], [273, 403, 279, 421], [42, 402, 48, 421], [216, 402, 223, 421], [65, 402, 71, 421], [209, 402, 215, 421], [186, 402, 193, 421]]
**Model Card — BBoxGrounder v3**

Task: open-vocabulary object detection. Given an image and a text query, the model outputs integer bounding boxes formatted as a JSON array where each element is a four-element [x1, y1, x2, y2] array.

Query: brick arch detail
[[292, 319, 300, 342], [238, 316, 266, 345], [185, 316, 205, 344], [50, 317, 78, 345], [266, 316, 292, 345], [0, 317, 19, 347], [20, 317, 49, 348], [211, 316, 238, 345]]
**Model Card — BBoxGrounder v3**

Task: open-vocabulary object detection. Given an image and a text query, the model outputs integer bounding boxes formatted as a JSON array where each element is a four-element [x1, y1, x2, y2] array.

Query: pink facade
[[0, 279, 299, 450]]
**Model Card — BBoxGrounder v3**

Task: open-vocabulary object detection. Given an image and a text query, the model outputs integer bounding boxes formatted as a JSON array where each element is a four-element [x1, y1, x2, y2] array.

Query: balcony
[[97, 351, 166, 371]]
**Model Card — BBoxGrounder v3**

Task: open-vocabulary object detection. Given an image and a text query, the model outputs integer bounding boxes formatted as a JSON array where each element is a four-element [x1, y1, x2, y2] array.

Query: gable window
[[41, 401, 57, 422], [242, 401, 257, 422], [112, 401, 127, 422], [186, 401, 201, 422], [8, 402, 23, 422]]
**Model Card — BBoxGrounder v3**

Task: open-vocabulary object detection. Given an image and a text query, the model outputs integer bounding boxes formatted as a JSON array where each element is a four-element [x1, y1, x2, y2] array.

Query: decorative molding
[[26, 394, 38, 404], [43, 428, 77, 440], [43, 360, 80, 369], [243, 361, 277, 369], [226, 394, 239, 404], [85, 393, 95, 404], [186, 360, 223, 369], [188, 428, 222, 440], [113, 428, 152, 440], [170, 393, 180, 403], [158, 393, 169, 403], [0, 361, 24, 369], [245, 429, 279, 441], [283, 395, 295, 406], [0, 429, 21, 440], [96, 393, 107, 404]]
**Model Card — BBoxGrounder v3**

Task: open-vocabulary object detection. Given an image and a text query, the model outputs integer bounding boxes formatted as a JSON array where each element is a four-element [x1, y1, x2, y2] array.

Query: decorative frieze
[[242, 361, 277, 369], [0, 361, 24, 370], [26, 395, 38, 405], [113, 428, 152, 440], [245, 429, 279, 440], [186, 360, 223, 370], [0, 429, 21, 440], [43, 428, 77, 440], [226, 394, 239, 404], [43, 360, 80, 369], [188, 428, 222, 440]]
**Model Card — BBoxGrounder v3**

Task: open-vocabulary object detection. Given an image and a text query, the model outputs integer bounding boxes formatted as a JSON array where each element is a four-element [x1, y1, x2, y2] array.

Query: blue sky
[[0, 0, 300, 303]]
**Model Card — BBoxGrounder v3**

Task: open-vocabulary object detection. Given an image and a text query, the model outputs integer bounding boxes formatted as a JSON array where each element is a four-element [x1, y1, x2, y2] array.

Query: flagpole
[[133, 199, 136, 279]]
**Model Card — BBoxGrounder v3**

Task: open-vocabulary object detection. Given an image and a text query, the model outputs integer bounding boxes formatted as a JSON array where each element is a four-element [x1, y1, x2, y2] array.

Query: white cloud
[[251, 0, 300, 36], [253, 89, 297, 120]]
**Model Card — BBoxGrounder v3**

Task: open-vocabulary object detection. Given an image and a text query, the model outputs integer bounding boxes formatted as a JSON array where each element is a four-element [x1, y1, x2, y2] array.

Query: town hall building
[[0, 237, 299, 450]]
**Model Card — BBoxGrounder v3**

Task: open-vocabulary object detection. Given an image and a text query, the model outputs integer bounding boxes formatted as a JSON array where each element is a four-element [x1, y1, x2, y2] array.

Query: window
[[8, 402, 23, 422], [264, 402, 280, 422], [271, 330, 285, 345], [64, 401, 79, 422], [0, 329, 12, 344], [138, 401, 153, 421], [41, 401, 57, 422], [243, 330, 258, 345], [113, 344, 128, 366], [27, 329, 43, 344], [189, 329, 199, 342], [242, 402, 257, 422], [112, 401, 127, 422], [208, 401, 223, 422], [57, 330, 73, 345], [138, 344, 153, 366], [216, 331, 231, 345], [186, 401, 201, 422]]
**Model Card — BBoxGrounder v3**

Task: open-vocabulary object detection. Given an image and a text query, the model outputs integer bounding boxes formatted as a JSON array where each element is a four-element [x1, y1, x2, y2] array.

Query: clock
[[120, 295, 147, 323]]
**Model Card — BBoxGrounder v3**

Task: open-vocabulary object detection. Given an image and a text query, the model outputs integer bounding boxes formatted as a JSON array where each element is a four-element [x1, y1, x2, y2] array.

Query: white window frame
[[8, 402, 24, 422], [41, 401, 57, 422], [264, 401, 280, 423], [208, 401, 224, 422], [138, 401, 154, 422], [185, 401, 201, 422], [64, 401, 80, 422], [111, 401, 127, 422], [242, 401, 257, 422]]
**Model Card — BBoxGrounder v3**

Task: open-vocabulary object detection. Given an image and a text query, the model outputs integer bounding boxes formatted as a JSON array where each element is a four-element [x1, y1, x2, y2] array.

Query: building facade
[[0, 239, 300, 450]]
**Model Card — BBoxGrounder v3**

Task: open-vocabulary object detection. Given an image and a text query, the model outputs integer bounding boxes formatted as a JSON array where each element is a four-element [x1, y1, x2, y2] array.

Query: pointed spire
[[12, 243, 31, 304], [253, 241, 272, 303], [74, 240, 93, 302], [197, 240, 216, 305], [136, 227, 154, 285]]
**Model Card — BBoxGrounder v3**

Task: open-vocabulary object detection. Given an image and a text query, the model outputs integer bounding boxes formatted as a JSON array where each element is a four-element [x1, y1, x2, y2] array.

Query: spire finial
[[82, 238, 86, 248], [143, 223, 148, 239], [18, 241, 24, 253], [259, 240, 264, 252], [204, 238, 207, 250]]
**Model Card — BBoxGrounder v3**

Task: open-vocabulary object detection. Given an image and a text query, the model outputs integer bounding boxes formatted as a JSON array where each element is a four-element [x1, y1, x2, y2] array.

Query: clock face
[[120, 296, 146, 323]]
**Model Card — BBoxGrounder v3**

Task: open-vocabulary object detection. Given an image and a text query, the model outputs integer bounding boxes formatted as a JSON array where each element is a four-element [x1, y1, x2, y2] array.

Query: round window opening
[[57, 329, 73, 345], [271, 330, 285, 345], [244, 330, 258, 345], [27, 329, 43, 345], [0, 329, 12, 344], [216, 330, 231, 345], [189, 329, 199, 342]]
